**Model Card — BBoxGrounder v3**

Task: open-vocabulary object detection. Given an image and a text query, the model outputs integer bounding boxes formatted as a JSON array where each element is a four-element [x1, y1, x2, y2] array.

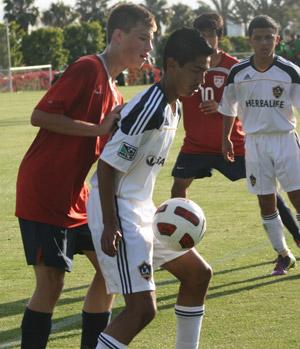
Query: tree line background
[[1, 0, 300, 70]]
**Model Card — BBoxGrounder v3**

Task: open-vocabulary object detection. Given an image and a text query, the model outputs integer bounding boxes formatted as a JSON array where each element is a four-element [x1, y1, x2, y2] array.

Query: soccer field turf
[[0, 88, 300, 348]]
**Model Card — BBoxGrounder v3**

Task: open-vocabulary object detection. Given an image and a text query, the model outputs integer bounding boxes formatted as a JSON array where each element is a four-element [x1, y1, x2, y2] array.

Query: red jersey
[[180, 52, 245, 155], [16, 55, 123, 228]]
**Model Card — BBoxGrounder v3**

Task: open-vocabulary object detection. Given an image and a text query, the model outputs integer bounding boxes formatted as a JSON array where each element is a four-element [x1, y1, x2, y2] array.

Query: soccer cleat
[[271, 254, 296, 276]]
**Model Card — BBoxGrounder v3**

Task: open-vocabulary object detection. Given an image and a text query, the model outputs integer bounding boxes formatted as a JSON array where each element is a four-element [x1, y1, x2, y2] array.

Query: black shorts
[[19, 218, 95, 272], [171, 152, 246, 181]]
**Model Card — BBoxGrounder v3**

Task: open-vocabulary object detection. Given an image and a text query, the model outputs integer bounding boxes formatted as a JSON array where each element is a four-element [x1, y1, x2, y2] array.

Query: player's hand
[[98, 105, 123, 136], [222, 138, 235, 162], [199, 100, 218, 114], [101, 224, 122, 257]]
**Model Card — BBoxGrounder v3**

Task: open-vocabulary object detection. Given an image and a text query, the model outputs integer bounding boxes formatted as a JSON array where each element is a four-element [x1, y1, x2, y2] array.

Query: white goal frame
[[9, 64, 53, 91]]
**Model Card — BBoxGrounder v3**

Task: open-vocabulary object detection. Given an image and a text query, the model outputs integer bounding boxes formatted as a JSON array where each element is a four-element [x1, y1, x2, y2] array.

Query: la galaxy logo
[[138, 262, 152, 280], [272, 85, 283, 99], [214, 76, 225, 88], [249, 174, 256, 187]]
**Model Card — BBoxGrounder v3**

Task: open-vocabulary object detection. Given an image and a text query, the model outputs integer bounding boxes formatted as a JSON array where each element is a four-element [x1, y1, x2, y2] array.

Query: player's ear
[[275, 34, 280, 45], [111, 28, 124, 45]]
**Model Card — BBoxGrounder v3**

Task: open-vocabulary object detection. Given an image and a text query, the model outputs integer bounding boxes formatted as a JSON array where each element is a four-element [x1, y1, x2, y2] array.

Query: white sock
[[262, 211, 289, 255], [175, 304, 205, 349], [96, 333, 128, 349]]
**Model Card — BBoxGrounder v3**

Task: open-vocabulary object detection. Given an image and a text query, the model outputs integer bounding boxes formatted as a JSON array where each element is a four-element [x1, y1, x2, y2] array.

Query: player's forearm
[[31, 109, 105, 137], [222, 115, 236, 140], [97, 160, 119, 227]]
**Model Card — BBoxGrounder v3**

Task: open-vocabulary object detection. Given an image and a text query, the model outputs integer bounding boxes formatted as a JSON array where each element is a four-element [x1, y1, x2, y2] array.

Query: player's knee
[[37, 272, 64, 301], [127, 296, 157, 327], [139, 301, 157, 326], [181, 263, 213, 290], [47, 281, 64, 302], [200, 264, 213, 286]]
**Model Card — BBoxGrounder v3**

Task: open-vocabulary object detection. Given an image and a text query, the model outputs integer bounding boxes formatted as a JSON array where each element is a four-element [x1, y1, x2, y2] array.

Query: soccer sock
[[80, 311, 111, 349], [96, 333, 128, 349], [296, 214, 300, 234], [276, 193, 300, 239], [21, 307, 52, 349], [175, 304, 205, 349], [262, 211, 289, 256]]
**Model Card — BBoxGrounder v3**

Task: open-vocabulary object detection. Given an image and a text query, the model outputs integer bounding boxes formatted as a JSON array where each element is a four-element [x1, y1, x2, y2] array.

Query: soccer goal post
[[0, 21, 13, 92], [7, 64, 53, 92]]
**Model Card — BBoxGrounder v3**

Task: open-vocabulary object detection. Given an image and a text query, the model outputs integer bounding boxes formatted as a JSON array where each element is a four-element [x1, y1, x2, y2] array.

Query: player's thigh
[[162, 248, 212, 283], [33, 264, 65, 292], [172, 177, 194, 193], [245, 135, 276, 195], [275, 132, 300, 192], [19, 218, 78, 272], [88, 189, 156, 295], [124, 290, 156, 314], [70, 224, 105, 273]]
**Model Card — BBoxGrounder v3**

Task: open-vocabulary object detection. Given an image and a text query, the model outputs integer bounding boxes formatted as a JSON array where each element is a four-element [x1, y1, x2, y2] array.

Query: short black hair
[[106, 3, 156, 43], [248, 15, 279, 37], [193, 13, 224, 38], [163, 27, 214, 70]]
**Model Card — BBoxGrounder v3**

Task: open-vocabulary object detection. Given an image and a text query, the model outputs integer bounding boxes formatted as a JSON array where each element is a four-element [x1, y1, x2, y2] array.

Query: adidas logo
[[164, 118, 169, 126], [244, 74, 251, 80]]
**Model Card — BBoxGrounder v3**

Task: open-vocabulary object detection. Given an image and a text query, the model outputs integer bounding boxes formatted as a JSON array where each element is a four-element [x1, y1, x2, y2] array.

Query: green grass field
[[0, 88, 300, 349]]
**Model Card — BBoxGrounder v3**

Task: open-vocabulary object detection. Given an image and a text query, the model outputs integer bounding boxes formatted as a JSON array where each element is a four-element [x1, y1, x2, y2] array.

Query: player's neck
[[210, 49, 222, 67], [252, 54, 275, 72], [100, 49, 126, 80], [159, 77, 178, 105]]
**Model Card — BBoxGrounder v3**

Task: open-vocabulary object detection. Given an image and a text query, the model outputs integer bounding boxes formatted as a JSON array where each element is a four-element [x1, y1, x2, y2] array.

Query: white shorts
[[87, 187, 188, 295], [245, 131, 300, 195]]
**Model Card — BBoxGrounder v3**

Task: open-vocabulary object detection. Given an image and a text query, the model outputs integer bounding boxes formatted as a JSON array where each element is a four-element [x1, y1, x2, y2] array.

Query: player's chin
[[130, 59, 147, 70], [182, 87, 199, 97]]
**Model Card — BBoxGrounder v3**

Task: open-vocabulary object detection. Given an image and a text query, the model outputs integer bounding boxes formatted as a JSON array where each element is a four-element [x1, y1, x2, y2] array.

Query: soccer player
[[220, 15, 300, 275], [87, 28, 214, 349], [15, 4, 156, 349], [171, 13, 300, 247]]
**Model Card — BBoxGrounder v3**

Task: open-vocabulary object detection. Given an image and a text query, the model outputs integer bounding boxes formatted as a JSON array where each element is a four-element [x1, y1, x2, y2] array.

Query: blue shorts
[[171, 152, 246, 181], [19, 218, 94, 272]]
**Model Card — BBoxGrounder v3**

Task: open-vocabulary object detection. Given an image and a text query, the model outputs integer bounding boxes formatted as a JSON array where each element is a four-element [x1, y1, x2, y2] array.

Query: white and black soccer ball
[[153, 198, 206, 251]]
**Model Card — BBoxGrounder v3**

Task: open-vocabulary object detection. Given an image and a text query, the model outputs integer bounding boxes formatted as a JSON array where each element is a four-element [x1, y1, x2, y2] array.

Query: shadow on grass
[[1, 258, 298, 318], [0, 118, 29, 127], [157, 272, 300, 312], [0, 275, 175, 319], [1, 260, 299, 346], [0, 303, 126, 347]]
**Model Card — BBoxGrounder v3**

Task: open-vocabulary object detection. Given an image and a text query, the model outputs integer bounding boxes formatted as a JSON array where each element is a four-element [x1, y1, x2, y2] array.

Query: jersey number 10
[[198, 86, 214, 101]]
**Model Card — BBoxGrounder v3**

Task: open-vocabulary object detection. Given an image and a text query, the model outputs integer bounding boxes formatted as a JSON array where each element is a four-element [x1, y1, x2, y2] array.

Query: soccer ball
[[153, 198, 206, 251]]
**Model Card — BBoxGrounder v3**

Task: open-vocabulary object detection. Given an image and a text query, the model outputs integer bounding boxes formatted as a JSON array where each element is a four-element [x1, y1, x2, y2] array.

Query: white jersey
[[218, 55, 300, 134], [90, 83, 181, 201]]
